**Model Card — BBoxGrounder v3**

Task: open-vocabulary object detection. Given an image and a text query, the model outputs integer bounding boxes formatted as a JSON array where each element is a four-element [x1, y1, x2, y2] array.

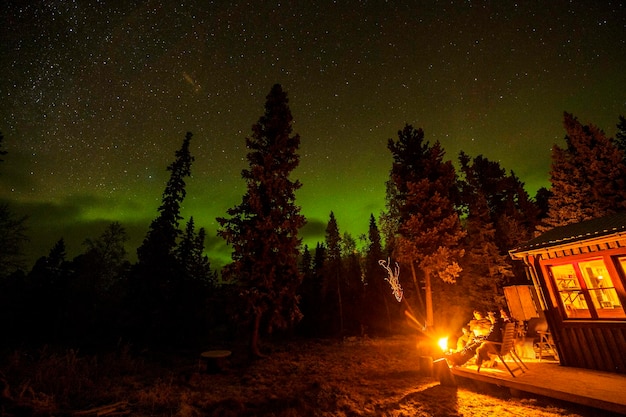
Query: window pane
[[579, 259, 625, 318], [550, 264, 591, 318]]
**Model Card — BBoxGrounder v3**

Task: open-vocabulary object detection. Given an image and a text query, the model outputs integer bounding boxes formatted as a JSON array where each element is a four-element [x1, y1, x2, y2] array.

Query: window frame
[[540, 250, 626, 321]]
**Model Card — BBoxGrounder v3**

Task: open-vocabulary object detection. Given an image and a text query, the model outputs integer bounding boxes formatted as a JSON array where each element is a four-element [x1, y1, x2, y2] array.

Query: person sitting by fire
[[446, 310, 492, 366], [475, 310, 506, 369], [469, 310, 492, 338]]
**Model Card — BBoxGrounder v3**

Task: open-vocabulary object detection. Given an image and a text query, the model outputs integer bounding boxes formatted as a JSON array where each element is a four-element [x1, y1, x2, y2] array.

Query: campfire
[[438, 337, 449, 353]]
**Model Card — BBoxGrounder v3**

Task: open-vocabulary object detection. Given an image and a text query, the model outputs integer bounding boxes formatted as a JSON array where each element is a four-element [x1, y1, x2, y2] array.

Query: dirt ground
[[1, 334, 617, 416]]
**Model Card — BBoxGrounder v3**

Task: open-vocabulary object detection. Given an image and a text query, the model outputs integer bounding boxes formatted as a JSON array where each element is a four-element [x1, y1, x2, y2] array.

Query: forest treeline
[[1, 84, 626, 355]]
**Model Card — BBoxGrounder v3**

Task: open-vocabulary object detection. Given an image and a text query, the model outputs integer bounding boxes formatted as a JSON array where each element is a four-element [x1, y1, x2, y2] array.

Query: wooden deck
[[447, 358, 626, 415]]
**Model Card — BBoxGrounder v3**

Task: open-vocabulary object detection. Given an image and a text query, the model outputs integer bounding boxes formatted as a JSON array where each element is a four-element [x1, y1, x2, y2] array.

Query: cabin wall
[[545, 307, 626, 373], [524, 240, 626, 375]]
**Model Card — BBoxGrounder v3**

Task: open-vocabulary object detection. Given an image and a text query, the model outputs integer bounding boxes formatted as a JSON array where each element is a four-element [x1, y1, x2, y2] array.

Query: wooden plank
[[568, 328, 590, 369], [450, 361, 626, 415], [581, 327, 601, 370], [555, 328, 572, 366], [611, 329, 625, 371], [591, 327, 612, 372], [603, 328, 626, 372]]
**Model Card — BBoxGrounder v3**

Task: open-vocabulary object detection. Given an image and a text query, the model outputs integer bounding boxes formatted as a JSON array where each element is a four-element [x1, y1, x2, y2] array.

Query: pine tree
[[363, 214, 394, 335], [0, 132, 7, 163], [297, 245, 316, 336], [615, 115, 626, 165], [539, 113, 626, 231], [459, 189, 511, 312], [137, 132, 195, 268], [0, 133, 28, 278], [323, 211, 343, 336], [27, 239, 71, 340], [0, 204, 28, 279], [386, 124, 465, 328], [82, 222, 129, 294], [341, 231, 364, 335], [217, 84, 306, 356], [176, 217, 216, 286], [133, 132, 195, 341]]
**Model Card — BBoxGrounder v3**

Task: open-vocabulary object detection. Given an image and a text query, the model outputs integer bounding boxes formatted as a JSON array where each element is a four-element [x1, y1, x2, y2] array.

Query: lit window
[[579, 259, 624, 319], [548, 259, 625, 319], [550, 264, 590, 318]]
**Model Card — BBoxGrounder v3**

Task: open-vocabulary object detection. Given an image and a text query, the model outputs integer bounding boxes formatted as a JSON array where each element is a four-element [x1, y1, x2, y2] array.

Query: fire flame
[[438, 337, 449, 352]]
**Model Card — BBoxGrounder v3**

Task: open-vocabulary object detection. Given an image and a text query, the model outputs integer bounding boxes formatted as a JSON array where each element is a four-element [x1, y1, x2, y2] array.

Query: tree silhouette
[[363, 214, 395, 335], [217, 84, 306, 356], [176, 217, 216, 286], [82, 222, 129, 294], [459, 190, 511, 312], [539, 113, 626, 232], [386, 124, 465, 328], [0, 132, 7, 163], [0, 133, 28, 278], [133, 131, 195, 342], [322, 211, 343, 336], [137, 132, 194, 267]]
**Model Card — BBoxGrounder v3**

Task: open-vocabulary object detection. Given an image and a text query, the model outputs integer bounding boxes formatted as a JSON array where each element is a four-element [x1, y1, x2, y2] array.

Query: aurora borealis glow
[[1, 1, 625, 268]]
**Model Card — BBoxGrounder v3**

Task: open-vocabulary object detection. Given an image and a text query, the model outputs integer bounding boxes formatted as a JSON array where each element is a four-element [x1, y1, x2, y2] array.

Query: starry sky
[[1, 1, 625, 269]]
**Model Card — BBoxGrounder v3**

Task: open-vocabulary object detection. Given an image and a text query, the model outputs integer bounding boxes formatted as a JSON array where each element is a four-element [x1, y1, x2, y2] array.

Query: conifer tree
[[297, 245, 317, 336], [386, 124, 465, 328], [323, 211, 343, 336], [615, 115, 626, 165], [539, 113, 626, 231], [0, 132, 6, 163], [341, 231, 364, 335], [217, 84, 306, 356], [0, 133, 28, 278], [137, 132, 194, 268], [363, 214, 393, 335], [133, 132, 195, 341], [457, 177, 511, 311], [176, 217, 216, 286], [82, 222, 129, 294]]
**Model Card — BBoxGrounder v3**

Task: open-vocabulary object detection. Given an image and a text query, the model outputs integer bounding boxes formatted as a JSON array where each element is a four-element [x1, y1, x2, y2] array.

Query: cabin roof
[[510, 211, 626, 254]]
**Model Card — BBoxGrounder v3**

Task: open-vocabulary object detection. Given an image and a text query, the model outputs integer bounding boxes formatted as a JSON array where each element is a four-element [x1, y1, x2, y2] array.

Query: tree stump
[[199, 350, 231, 373], [433, 358, 456, 387]]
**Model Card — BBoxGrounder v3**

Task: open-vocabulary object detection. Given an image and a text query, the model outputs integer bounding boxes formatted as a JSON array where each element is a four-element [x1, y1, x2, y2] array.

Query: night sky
[[1, 1, 625, 269]]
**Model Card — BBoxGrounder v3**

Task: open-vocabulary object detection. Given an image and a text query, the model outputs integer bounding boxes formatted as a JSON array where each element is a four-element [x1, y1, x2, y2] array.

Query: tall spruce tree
[[137, 132, 194, 268], [615, 115, 626, 165], [458, 155, 512, 311], [176, 217, 216, 286], [386, 124, 465, 328], [341, 231, 364, 336], [297, 245, 318, 336], [82, 221, 129, 294], [133, 132, 195, 341], [217, 84, 306, 356], [363, 213, 394, 335], [0, 133, 28, 278], [539, 113, 626, 232], [323, 211, 343, 336]]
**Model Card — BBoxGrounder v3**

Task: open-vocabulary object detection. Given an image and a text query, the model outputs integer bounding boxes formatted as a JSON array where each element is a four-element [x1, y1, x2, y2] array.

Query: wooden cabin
[[509, 212, 626, 374]]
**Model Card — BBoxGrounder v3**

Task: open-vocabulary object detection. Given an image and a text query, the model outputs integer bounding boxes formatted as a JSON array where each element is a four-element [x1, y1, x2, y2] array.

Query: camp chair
[[477, 322, 529, 377]]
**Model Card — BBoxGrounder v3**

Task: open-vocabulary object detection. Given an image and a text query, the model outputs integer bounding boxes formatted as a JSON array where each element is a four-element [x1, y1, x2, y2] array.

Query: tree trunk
[[410, 262, 425, 321], [424, 268, 434, 328], [250, 310, 262, 357], [336, 272, 344, 336]]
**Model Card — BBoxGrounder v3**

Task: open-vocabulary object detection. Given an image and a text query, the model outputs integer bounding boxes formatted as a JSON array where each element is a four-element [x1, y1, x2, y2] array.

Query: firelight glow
[[438, 337, 449, 352]]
